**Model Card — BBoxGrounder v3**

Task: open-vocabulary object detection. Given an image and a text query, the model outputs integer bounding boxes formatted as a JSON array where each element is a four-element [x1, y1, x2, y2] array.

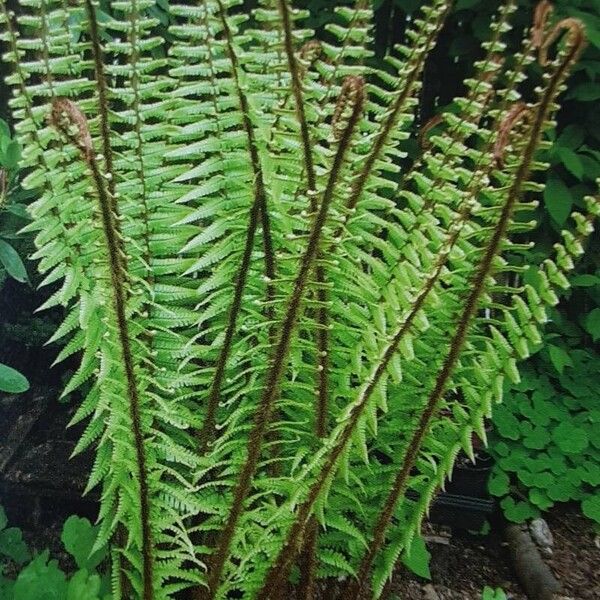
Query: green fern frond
[[2, 1, 596, 599]]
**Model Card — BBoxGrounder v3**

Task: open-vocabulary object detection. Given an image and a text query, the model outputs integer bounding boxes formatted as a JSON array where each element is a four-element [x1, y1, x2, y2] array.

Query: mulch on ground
[[388, 507, 599, 599]]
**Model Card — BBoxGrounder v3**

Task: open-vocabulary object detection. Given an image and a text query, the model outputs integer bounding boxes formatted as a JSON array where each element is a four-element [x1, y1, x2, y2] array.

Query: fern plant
[[0, 0, 596, 598]]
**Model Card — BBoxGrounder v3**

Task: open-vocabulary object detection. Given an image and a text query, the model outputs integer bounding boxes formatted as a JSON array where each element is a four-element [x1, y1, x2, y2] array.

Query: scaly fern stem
[[199, 82, 364, 600], [277, 0, 316, 194], [254, 203, 470, 600], [343, 29, 585, 598], [277, 5, 375, 587], [89, 154, 154, 600], [271, 0, 325, 488], [50, 99, 155, 600], [38, 0, 56, 95], [277, 24, 359, 583], [84, 0, 117, 202], [277, 4, 328, 590], [197, 0, 277, 452], [84, 4, 137, 593], [314, 271, 330, 439], [297, 517, 319, 600]]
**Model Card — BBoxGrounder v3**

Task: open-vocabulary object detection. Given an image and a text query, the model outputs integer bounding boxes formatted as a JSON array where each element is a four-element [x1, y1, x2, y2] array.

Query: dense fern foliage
[[1, 0, 597, 598]]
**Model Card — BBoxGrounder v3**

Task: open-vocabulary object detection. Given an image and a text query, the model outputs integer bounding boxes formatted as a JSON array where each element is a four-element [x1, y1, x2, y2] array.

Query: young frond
[[1, 0, 595, 599]]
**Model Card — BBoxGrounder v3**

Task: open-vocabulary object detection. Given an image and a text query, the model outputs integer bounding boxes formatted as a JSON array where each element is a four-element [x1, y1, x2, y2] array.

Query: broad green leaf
[[0, 118, 10, 141], [66, 569, 102, 600], [401, 535, 431, 579], [548, 345, 573, 375], [552, 422, 589, 455], [13, 551, 67, 600], [61, 516, 106, 571], [578, 463, 600, 486], [0, 240, 28, 283], [568, 82, 600, 102], [0, 363, 29, 394], [523, 427, 550, 450], [529, 488, 553, 510], [582, 496, 600, 524], [6, 203, 30, 219], [500, 497, 538, 523], [557, 147, 584, 180], [584, 308, 600, 341], [543, 175, 572, 225], [2, 140, 20, 169], [557, 125, 585, 150], [580, 155, 600, 181], [0, 575, 14, 598], [0, 526, 30, 564], [531, 472, 554, 489], [546, 479, 577, 502], [488, 470, 509, 497], [493, 441, 510, 457], [493, 406, 521, 441], [571, 274, 600, 287]]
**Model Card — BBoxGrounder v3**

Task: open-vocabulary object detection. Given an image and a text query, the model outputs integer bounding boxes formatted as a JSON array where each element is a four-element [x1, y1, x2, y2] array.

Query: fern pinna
[[1, 0, 596, 598]]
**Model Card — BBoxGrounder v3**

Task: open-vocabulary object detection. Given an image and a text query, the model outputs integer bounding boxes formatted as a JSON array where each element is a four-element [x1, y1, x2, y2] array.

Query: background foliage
[[0, 506, 110, 600], [0, 118, 30, 393]]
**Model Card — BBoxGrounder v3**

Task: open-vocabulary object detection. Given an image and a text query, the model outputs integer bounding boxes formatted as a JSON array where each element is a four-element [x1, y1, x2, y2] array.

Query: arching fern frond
[[1, 1, 595, 599]]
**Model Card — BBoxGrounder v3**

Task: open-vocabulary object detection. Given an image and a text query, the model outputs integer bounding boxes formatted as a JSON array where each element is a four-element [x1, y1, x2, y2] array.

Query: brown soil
[[388, 507, 599, 600], [545, 508, 600, 600]]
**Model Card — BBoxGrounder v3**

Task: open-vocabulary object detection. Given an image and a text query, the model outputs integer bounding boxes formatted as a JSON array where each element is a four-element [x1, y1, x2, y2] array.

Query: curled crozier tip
[[493, 102, 531, 168], [298, 40, 323, 66], [331, 75, 365, 142], [49, 98, 93, 161], [539, 16, 586, 66], [532, 0, 554, 50]]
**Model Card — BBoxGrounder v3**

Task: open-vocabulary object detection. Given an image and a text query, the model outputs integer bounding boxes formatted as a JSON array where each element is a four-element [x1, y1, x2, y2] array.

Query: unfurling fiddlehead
[[201, 76, 365, 600], [344, 13, 586, 598], [50, 98, 155, 600]]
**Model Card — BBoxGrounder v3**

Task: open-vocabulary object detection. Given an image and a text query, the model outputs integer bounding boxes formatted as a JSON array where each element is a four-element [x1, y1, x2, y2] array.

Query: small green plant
[[0, 361, 29, 393], [401, 536, 431, 580], [0, 506, 110, 600], [0, 507, 30, 570], [0, 117, 28, 286], [489, 309, 600, 525], [482, 587, 507, 600]]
